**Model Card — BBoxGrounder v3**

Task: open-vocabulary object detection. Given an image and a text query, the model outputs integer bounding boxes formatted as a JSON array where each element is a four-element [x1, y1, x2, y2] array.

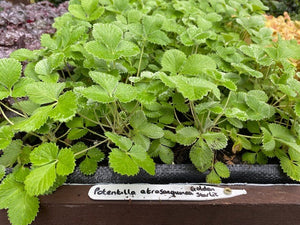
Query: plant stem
[[0, 106, 14, 125], [137, 42, 145, 77], [212, 91, 232, 128], [86, 128, 107, 139], [189, 101, 202, 132], [0, 101, 26, 118], [74, 139, 108, 157]]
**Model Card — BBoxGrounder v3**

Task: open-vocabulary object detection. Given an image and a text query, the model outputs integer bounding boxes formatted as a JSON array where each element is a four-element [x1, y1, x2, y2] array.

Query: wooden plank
[[1, 185, 300, 225]]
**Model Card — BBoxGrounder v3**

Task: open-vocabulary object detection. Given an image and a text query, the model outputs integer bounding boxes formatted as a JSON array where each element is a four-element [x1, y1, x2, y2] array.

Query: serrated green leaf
[[85, 41, 117, 61], [242, 152, 257, 164], [0, 58, 22, 89], [13, 166, 30, 183], [81, 0, 98, 15], [232, 62, 263, 78], [34, 59, 50, 76], [202, 132, 228, 150], [71, 142, 87, 159], [0, 126, 14, 150], [30, 142, 58, 166], [67, 128, 88, 140], [116, 40, 140, 58], [79, 157, 98, 175], [0, 86, 9, 100], [25, 162, 57, 196], [130, 145, 155, 175], [147, 30, 170, 45], [10, 48, 37, 61], [176, 127, 199, 146], [139, 123, 164, 139], [12, 100, 39, 115], [132, 133, 150, 150], [11, 77, 35, 98], [268, 123, 295, 143], [93, 23, 122, 49], [56, 148, 75, 176], [43, 175, 67, 195], [49, 91, 78, 122], [68, 4, 87, 20], [109, 148, 139, 176], [190, 140, 213, 172], [227, 118, 243, 128], [261, 127, 275, 151], [26, 82, 65, 104], [182, 54, 216, 75], [40, 33, 57, 50], [130, 110, 147, 129], [279, 153, 300, 181], [105, 132, 133, 151], [115, 83, 137, 102], [161, 49, 186, 75], [206, 170, 221, 183], [0, 175, 39, 225], [0, 140, 22, 167], [214, 162, 230, 178], [89, 71, 119, 95], [13, 105, 52, 132], [79, 85, 114, 103], [173, 92, 189, 113], [87, 148, 105, 162], [158, 145, 174, 164]]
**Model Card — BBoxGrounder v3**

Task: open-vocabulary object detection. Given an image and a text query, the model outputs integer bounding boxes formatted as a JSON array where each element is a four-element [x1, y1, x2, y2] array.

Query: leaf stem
[[74, 139, 108, 157], [0, 106, 14, 125], [137, 42, 145, 77], [0, 101, 26, 118], [189, 101, 202, 132], [212, 92, 232, 128]]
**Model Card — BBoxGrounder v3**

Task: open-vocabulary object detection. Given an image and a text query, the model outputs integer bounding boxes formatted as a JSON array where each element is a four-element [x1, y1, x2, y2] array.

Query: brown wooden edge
[[1, 184, 300, 225]]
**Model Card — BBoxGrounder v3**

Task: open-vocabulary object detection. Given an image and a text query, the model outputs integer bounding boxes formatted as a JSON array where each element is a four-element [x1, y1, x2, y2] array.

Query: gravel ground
[[0, 0, 68, 58]]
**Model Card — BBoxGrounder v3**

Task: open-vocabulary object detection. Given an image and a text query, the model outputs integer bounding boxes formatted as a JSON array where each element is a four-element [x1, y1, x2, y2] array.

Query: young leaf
[[0, 126, 14, 150], [25, 162, 57, 196], [261, 127, 275, 151], [268, 123, 295, 143], [206, 170, 221, 183], [14, 105, 53, 132], [114, 83, 137, 103], [89, 71, 119, 95], [109, 148, 139, 176], [30, 143, 58, 166], [161, 49, 186, 75], [79, 157, 98, 175], [26, 82, 65, 104], [105, 132, 133, 151], [67, 128, 88, 140], [214, 162, 230, 178], [242, 152, 257, 164], [0, 140, 22, 167], [202, 132, 228, 150], [190, 140, 213, 172], [176, 127, 199, 146], [56, 148, 76, 176], [49, 91, 78, 122], [0, 58, 22, 89], [130, 145, 155, 175], [92, 23, 122, 49], [10, 48, 37, 61], [279, 152, 300, 181], [139, 123, 164, 139], [0, 175, 39, 225], [182, 54, 216, 75], [129, 110, 147, 129], [78, 85, 114, 103]]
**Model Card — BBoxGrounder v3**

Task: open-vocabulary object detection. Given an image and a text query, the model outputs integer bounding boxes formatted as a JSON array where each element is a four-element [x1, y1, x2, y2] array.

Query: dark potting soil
[[0, 0, 68, 58]]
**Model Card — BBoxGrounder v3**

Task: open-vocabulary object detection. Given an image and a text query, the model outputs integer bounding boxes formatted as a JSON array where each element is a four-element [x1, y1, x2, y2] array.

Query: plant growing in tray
[[1, 0, 300, 224]]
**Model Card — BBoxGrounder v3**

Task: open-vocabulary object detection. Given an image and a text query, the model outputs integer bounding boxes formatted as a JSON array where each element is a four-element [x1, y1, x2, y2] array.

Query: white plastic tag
[[88, 184, 247, 201]]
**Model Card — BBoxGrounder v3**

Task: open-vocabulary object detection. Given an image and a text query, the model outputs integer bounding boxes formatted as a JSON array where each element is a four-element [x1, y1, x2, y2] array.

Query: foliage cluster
[[1, 0, 300, 224]]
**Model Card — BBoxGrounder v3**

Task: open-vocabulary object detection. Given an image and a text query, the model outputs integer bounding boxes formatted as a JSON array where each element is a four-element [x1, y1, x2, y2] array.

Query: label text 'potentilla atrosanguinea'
[[88, 184, 247, 201]]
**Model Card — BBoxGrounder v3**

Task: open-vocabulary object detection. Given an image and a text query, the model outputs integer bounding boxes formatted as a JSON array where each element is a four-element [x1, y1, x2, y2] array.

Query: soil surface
[[0, 0, 68, 58]]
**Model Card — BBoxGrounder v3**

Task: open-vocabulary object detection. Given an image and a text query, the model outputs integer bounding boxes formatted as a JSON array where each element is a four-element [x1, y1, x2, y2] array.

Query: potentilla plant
[[1, 0, 300, 224]]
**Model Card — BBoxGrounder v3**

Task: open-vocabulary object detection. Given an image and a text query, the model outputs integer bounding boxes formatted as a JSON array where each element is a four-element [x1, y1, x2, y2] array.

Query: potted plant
[[1, 0, 300, 224]]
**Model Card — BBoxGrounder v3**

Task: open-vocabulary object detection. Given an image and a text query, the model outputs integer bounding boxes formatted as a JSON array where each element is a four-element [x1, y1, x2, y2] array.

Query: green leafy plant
[[1, 0, 300, 224]]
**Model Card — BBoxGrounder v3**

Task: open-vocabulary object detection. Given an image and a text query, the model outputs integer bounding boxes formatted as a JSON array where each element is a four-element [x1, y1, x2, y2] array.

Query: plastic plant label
[[88, 184, 247, 201]]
